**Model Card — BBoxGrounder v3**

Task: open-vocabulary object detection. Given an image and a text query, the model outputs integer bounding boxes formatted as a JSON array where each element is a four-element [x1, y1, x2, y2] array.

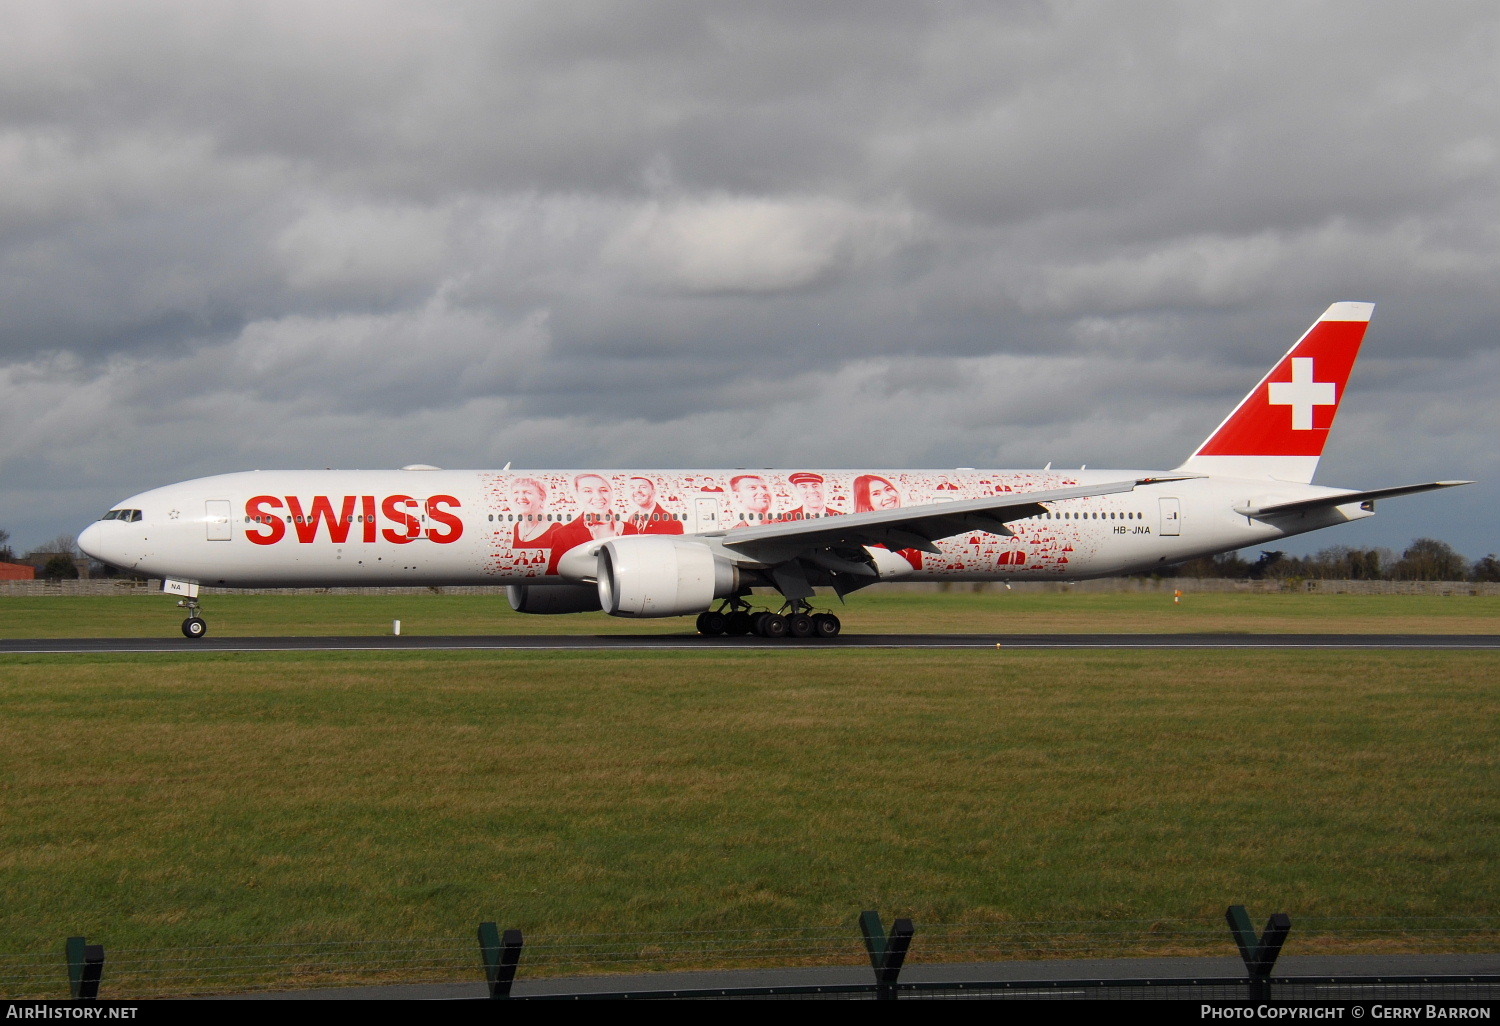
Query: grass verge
[[2, 588, 1498, 637], [1, 647, 1495, 994]]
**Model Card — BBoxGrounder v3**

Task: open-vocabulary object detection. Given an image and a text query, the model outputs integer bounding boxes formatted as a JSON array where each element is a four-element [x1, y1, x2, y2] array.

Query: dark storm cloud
[[0, 1, 1495, 558]]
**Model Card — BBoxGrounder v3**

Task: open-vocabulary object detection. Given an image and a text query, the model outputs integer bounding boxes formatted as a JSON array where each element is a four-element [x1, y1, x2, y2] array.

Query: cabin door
[[1158, 497, 1181, 537], [692, 497, 720, 534]]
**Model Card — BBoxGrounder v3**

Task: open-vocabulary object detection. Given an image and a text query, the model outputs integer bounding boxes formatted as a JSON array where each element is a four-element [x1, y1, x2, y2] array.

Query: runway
[[3, 632, 1498, 654], [230, 952, 1500, 1000]]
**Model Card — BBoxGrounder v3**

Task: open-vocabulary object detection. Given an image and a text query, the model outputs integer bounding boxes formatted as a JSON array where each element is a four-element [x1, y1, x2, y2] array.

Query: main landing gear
[[696, 598, 841, 640], [178, 597, 207, 639]]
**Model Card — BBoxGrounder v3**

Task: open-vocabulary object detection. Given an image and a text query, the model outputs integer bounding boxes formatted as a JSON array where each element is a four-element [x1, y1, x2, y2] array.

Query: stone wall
[[4, 578, 1497, 598]]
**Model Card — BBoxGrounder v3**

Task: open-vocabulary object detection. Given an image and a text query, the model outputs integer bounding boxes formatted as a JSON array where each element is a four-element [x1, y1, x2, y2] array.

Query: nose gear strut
[[177, 597, 207, 639]]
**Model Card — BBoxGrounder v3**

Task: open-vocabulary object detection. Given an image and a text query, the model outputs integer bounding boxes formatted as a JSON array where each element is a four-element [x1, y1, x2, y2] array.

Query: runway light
[[393, 619, 402, 636]]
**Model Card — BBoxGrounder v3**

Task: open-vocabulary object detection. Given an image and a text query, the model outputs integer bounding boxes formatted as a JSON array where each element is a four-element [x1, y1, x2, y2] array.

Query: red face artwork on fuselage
[[473, 469, 1104, 581], [244, 495, 463, 545]]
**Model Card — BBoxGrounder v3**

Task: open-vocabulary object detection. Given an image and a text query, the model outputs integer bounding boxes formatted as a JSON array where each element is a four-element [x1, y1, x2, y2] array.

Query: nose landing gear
[[178, 598, 207, 639]]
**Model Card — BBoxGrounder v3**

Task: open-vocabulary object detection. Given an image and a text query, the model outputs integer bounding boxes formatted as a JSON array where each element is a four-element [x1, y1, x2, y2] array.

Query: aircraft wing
[[1233, 480, 1472, 519], [716, 476, 1184, 569]]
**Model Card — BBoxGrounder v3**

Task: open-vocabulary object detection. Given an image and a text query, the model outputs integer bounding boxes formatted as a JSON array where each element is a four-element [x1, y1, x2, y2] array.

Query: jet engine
[[595, 536, 739, 617], [507, 583, 604, 614]]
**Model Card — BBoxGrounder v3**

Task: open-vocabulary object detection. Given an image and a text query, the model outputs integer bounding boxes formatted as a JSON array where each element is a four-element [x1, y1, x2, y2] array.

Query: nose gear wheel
[[178, 596, 208, 639]]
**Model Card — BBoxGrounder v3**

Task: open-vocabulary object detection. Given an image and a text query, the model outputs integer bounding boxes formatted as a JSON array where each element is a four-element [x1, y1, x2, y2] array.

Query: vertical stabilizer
[[1177, 302, 1372, 483]]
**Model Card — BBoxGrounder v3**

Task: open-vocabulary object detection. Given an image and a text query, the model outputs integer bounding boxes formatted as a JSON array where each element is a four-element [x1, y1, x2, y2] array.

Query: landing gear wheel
[[724, 611, 753, 636], [787, 613, 815, 639], [696, 611, 727, 636], [755, 613, 788, 639], [182, 616, 207, 639], [811, 613, 841, 638]]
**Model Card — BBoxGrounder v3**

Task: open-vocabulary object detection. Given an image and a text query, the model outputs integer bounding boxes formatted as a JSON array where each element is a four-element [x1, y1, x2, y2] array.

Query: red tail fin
[[1178, 302, 1372, 483]]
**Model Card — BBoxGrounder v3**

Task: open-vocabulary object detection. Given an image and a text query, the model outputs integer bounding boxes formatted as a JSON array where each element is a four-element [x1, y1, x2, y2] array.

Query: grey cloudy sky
[[1, 0, 1495, 558]]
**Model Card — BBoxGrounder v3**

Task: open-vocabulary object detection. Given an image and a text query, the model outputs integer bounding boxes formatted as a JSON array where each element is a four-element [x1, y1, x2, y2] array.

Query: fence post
[[478, 922, 524, 999], [1225, 905, 1291, 1002], [859, 910, 915, 1001], [65, 936, 104, 1001]]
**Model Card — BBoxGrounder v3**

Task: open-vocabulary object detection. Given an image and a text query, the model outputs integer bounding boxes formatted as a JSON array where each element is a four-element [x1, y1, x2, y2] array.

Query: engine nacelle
[[596, 536, 739, 618], [865, 545, 918, 578], [507, 583, 604, 614]]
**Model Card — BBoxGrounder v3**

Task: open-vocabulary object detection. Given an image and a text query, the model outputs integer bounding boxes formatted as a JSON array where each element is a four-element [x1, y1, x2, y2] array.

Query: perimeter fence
[[4, 910, 1496, 1001]]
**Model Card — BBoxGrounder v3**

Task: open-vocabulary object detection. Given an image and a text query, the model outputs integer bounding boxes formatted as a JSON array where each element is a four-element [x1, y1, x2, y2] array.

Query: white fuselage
[[78, 466, 1370, 589]]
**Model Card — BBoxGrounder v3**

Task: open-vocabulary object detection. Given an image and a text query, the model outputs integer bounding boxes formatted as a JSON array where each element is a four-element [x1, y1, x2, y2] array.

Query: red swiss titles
[[245, 495, 463, 545]]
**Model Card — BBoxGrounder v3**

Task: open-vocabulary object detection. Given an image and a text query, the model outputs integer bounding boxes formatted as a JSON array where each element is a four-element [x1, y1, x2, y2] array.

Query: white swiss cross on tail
[[1268, 357, 1336, 431], [1178, 302, 1373, 484]]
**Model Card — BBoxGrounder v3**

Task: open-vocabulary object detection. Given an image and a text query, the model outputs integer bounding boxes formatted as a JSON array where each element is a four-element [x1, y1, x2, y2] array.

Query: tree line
[[1154, 538, 1500, 583], [1, 529, 95, 581]]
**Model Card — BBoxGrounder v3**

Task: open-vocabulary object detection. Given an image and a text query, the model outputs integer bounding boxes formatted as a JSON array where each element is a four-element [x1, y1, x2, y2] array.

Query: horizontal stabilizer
[[1233, 480, 1472, 519]]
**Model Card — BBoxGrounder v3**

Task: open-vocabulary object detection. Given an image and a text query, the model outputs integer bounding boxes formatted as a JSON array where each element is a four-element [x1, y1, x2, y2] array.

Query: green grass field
[[2, 587, 1498, 637], [1, 603, 1497, 995]]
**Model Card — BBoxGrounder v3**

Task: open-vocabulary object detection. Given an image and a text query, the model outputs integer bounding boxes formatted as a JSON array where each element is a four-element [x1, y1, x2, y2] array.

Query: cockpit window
[[101, 509, 143, 523]]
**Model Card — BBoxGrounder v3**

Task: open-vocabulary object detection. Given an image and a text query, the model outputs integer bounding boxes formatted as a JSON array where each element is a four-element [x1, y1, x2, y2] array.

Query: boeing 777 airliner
[[78, 303, 1468, 639]]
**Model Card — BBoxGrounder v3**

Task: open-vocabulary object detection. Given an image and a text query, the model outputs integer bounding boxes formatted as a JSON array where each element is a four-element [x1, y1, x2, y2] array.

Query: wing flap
[[885, 528, 943, 554], [1233, 480, 1472, 519]]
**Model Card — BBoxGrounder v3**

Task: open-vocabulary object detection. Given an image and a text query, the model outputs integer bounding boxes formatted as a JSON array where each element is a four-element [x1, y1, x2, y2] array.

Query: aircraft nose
[[77, 522, 105, 561], [78, 521, 132, 570]]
